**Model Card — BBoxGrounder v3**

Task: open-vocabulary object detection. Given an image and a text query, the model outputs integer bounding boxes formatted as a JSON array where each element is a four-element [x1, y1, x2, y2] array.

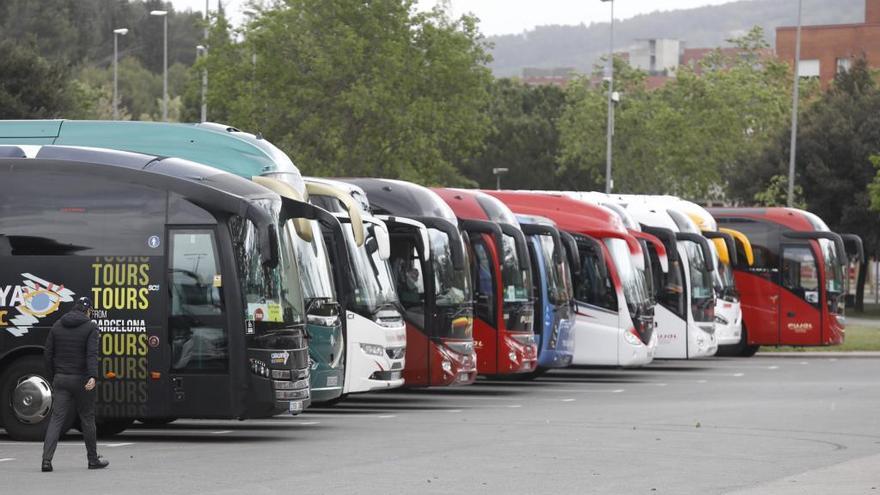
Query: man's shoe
[[87, 457, 109, 470], [41, 460, 53, 472]]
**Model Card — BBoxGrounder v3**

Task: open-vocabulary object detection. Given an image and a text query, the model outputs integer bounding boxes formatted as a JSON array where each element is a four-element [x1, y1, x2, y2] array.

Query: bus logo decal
[[147, 235, 161, 249], [1, 273, 75, 337]]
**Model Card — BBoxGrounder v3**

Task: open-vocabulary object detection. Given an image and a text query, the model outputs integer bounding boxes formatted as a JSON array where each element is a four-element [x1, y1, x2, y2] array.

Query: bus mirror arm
[[411, 216, 465, 271], [520, 224, 564, 265], [498, 223, 532, 271], [783, 231, 849, 266], [840, 234, 865, 264], [460, 219, 503, 253], [703, 231, 738, 267], [559, 232, 582, 273], [640, 225, 680, 264], [675, 233, 715, 272]]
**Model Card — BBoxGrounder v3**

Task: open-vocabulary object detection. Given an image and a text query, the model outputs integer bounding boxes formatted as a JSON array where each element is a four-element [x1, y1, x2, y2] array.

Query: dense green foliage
[[203, 0, 494, 184]]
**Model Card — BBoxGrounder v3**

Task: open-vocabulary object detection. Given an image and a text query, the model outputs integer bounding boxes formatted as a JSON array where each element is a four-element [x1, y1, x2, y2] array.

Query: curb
[[756, 351, 880, 358]]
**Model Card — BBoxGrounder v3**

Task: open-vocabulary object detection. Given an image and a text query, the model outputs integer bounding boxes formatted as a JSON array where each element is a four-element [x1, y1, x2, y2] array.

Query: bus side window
[[169, 230, 227, 371], [781, 245, 820, 307], [574, 249, 617, 312]]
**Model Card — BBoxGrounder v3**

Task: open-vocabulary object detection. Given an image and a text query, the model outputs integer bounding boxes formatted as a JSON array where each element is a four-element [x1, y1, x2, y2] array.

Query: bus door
[[167, 227, 233, 417], [778, 242, 822, 346]]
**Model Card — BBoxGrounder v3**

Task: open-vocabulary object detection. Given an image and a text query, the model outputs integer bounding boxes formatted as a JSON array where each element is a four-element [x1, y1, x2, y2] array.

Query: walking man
[[41, 296, 109, 472]]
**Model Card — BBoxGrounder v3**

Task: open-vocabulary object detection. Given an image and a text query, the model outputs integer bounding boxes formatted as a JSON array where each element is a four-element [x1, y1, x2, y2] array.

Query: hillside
[[486, 0, 864, 77]]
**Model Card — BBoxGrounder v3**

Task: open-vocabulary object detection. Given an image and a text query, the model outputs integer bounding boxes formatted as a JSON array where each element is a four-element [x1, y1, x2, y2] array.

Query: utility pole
[[787, 0, 803, 207], [601, 0, 615, 193]]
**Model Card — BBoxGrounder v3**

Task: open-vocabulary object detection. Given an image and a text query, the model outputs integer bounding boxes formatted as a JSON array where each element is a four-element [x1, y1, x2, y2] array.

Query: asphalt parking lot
[[3, 356, 879, 495]]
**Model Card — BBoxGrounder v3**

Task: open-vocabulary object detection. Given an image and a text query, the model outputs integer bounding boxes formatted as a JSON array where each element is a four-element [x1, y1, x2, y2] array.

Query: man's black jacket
[[44, 310, 99, 380]]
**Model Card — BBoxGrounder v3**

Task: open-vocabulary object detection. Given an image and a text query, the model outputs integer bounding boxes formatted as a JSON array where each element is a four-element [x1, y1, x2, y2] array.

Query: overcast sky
[[169, 0, 739, 36]]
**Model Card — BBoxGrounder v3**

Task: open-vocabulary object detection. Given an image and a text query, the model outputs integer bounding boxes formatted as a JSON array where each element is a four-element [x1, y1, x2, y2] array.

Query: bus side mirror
[[261, 223, 279, 268], [370, 220, 392, 260]]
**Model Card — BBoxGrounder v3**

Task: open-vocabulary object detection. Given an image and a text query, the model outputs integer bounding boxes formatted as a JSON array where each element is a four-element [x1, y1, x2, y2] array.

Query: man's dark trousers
[[42, 374, 98, 463]]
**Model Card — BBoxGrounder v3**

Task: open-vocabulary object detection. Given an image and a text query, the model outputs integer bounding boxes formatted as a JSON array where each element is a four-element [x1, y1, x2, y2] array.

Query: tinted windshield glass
[[820, 238, 844, 315], [574, 241, 617, 311], [538, 235, 570, 305], [604, 238, 650, 312], [501, 234, 531, 302], [346, 223, 397, 314], [230, 209, 305, 331], [290, 219, 335, 301], [682, 240, 714, 322], [430, 228, 471, 306]]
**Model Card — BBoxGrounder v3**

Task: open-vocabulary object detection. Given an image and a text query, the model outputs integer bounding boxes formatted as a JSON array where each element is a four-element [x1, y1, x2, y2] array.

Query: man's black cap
[[77, 297, 92, 310]]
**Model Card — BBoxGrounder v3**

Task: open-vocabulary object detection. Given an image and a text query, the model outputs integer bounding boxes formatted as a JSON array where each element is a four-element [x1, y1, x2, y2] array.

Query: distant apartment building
[[777, 0, 880, 87], [629, 39, 682, 75]]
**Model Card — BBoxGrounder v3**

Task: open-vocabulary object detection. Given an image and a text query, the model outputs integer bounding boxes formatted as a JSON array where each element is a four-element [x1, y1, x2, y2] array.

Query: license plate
[[289, 401, 303, 413]]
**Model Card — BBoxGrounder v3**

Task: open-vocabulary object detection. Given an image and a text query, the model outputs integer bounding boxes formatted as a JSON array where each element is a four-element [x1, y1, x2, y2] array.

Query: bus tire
[[96, 419, 134, 437], [740, 344, 760, 357], [0, 355, 53, 441], [316, 393, 348, 407]]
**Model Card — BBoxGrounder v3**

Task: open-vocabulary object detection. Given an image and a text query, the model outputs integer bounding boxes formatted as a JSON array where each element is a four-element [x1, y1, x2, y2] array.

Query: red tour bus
[[433, 188, 538, 376], [484, 191, 657, 367], [709, 207, 860, 355]]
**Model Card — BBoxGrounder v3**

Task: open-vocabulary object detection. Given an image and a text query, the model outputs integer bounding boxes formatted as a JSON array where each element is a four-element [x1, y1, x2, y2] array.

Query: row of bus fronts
[[0, 120, 862, 441]]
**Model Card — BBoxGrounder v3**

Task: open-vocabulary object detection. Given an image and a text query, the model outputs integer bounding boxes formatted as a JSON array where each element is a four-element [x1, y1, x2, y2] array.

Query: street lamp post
[[150, 10, 168, 121], [492, 168, 509, 191], [112, 28, 128, 120], [787, 0, 803, 207], [601, 0, 615, 193], [197, 45, 207, 122]]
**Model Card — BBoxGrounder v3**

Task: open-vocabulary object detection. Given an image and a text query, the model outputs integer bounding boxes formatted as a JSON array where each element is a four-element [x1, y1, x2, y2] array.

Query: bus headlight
[[623, 329, 642, 346], [360, 344, 384, 356]]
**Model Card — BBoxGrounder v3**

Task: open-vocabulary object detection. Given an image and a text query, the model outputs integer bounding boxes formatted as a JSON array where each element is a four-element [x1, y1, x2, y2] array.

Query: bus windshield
[[538, 234, 570, 306], [501, 233, 531, 303], [715, 260, 737, 301], [604, 238, 650, 314], [430, 228, 471, 307], [820, 238, 845, 314], [682, 240, 714, 323], [292, 219, 335, 301], [230, 207, 306, 346], [346, 224, 398, 315]]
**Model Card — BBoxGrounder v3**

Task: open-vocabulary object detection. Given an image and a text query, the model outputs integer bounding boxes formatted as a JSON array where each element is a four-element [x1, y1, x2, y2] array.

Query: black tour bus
[[0, 146, 316, 440]]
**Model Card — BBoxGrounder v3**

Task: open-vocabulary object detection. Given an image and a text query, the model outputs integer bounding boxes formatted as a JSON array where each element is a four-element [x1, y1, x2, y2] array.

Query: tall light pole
[[150, 10, 168, 121], [112, 28, 128, 120], [197, 45, 207, 122], [601, 0, 615, 193], [202, 0, 209, 122], [787, 0, 803, 207]]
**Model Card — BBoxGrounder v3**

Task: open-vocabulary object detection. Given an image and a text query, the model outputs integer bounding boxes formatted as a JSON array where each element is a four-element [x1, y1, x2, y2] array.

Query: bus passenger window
[[470, 240, 496, 325], [781, 245, 820, 307], [169, 231, 227, 370]]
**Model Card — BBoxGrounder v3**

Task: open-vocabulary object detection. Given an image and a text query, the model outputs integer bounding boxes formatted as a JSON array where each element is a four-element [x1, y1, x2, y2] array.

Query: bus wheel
[[96, 419, 134, 437], [316, 393, 348, 407], [518, 367, 549, 381], [0, 356, 53, 441], [740, 344, 760, 357]]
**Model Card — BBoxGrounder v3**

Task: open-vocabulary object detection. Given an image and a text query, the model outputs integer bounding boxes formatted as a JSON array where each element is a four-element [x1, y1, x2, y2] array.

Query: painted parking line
[[446, 409, 463, 413], [768, 366, 780, 370], [561, 398, 576, 402], [507, 405, 523, 408], [104, 442, 135, 447], [0, 458, 15, 462], [211, 430, 233, 435], [377, 415, 397, 419], [733, 373, 745, 377]]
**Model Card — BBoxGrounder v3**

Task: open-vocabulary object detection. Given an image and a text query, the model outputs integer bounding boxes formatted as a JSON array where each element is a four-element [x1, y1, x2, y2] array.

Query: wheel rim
[[11, 375, 52, 424]]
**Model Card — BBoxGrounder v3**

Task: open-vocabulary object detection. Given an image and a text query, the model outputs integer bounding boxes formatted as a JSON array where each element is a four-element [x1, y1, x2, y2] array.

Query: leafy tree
[[461, 79, 574, 190], [0, 41, 77, 118], [203, 0, 493, 185], [753, 174, 805, 208], [557, 27, 793, 199]]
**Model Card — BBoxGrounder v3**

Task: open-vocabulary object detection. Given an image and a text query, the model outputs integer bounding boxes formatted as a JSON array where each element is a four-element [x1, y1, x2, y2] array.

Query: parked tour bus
[[608, 196, 718, 359], [515, 215, 577, 371], [661, 197, 753, 350], [0, 120, 357, 403], [709, 207, 859, 355], [484, 191, 656, 367], [433, 189, 538, 376], [303, 178, 408, 394], [0, 146, 313, 440], [341, 179, 478, 387]]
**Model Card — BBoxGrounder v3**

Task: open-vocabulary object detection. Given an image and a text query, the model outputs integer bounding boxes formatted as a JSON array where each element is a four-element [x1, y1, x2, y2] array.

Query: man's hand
[[85, 378, 96, 391]]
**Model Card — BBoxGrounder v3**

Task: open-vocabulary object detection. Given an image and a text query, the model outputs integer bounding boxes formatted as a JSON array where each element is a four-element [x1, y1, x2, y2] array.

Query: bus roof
[[340, 178, 458, 223], [0, 120, 300, 181], [709, 207, 827, 232], [433, 188, 519, 226]]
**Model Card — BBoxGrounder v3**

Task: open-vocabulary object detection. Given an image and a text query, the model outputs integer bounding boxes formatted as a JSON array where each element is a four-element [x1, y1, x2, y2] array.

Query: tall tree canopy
[[202, 0, 493, 185]]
